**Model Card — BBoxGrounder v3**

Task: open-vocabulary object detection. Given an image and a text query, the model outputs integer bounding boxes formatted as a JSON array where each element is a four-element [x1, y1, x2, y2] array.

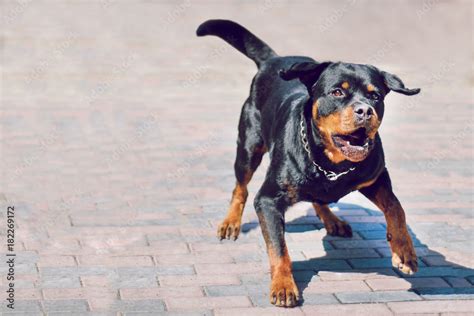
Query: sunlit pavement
[[1, 1, 473, 314]]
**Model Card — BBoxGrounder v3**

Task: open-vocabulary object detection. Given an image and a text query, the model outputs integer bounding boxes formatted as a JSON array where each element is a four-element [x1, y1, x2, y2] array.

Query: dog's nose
[[353, 103, 373, 122]]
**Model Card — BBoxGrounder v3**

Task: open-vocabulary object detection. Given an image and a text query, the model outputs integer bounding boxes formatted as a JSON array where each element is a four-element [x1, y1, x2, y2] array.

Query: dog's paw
[[390, 236, 418, 275], [324, 218, 353, 238], [270, 273, 299, 307], [217, 217, 241, 240]]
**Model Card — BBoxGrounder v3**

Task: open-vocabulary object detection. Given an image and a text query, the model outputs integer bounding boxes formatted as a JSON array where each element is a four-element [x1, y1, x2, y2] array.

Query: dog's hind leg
[[218, 98, 266, 240], [313, 203, 353, 238]]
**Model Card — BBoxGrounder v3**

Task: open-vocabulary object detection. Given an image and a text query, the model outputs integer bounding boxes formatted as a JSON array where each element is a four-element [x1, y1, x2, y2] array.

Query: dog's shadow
[[241, 202, 474, 304]]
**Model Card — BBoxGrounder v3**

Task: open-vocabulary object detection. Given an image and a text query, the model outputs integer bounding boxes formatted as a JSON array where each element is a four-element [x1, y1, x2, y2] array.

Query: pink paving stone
[[302, 303, 393, 316], [15, 288, 42, 300], [71, 212, 171, 226], [88, 298, 116, 311], [80, 275, 111, 287], [190, 242, 261, 253], [78, 255, 154, 267], [304, 280, 372, 293], [214, 307, 305, 316], [65, 226, 180, 236], [387, 300, 474, 314], [143, 241, 191, 254], [119, 287, 203, 299], [318, 270, 398, 281], [111, 244, 190, 256], [37, 255, 77, 267], [158, 275, 241, 287], [194, 262, 267, 275], [166, 296, 252, 310], [43, 288, 117, 299], [155, 253, 234, 264]]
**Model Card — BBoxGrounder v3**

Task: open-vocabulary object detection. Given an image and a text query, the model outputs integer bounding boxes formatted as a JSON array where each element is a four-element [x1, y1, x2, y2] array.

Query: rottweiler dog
[[197, 19, 420, 307]]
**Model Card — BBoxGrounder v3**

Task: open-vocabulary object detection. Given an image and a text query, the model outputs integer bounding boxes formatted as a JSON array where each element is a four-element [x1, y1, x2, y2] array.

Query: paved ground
[[0, 0, 473, 315]]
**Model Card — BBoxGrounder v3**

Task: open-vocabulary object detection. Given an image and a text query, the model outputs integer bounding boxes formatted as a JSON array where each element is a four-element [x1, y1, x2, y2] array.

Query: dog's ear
[[381, 71, 420, 95], [279, 61, 332, 93]]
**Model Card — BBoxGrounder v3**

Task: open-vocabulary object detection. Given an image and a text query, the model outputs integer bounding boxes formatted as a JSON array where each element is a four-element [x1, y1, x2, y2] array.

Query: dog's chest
[[298, 175, 367, 205]]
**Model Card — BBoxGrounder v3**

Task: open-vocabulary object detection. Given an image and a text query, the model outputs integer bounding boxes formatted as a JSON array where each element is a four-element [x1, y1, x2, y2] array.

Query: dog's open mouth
[[332, 128, 373, 161]]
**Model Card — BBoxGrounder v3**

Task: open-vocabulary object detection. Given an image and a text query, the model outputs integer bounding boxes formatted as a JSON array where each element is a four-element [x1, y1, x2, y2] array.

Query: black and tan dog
[[197, 19, 420, 307]]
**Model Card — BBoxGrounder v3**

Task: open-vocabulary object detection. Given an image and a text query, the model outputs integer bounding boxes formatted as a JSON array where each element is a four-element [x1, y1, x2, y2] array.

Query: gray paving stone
[[350, 258, 426, 269], [336, 291, 422, 303], [43, 299, 89, 312], [400, 267, 474, 278], [110, 300, 166, 312], [320, 248, 381, 259], [300, 293, 340, 305], [331, 239, 390, 249], [293, 259, 352, 271], [416, 287, 474, 300], [0, 300, 42, 313], [124, 312, 212, 316], [205, 284, 267, 297], [41, 276, 82, 288]]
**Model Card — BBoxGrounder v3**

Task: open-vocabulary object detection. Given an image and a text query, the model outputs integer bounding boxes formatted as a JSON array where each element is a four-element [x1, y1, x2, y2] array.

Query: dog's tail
[[196, 19, 277, 68]]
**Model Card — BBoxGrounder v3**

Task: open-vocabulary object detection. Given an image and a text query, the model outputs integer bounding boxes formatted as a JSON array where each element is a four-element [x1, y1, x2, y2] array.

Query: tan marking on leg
[[313, 203, 352, 237], [217, 172, 251, 240], [267, 245, 299, 307], [360, 174, 418, 274]]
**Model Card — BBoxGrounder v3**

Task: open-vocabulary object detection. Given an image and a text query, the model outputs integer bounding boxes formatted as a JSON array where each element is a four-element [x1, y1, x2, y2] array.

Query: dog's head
[[280, 62, 420, 163]]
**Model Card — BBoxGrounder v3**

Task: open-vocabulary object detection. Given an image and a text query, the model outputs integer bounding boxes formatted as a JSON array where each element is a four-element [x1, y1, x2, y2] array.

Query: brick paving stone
[[331, 239, 390, 249], [120, 287, 203, 299], [107, 300, 166, 312], [166, 296, 252, 310], [366, 277, 450, 291], [336, 291, 422, 303], [301, 303, 393, 315], [158, 275, 241, 287], [155, 253, 234, 264], [303, 280, 372, 293], [415, 288, 474, 300], [405, 267, 474, 278], [37, 255, 77, 267], [249, 292, 338, 307], [387, 300, 474, 314], [214, 307, 305, 316], [194, 262, 266, 275], [293, 259, 352, 271], [318, 269, 399, 281], [124, 312, 213, 316], [0, 300, 42, 313], [41, 275, 82, 289], [303, 248, 381, 259], [444, 277, 473, 288], [43, 299, 89, 312]]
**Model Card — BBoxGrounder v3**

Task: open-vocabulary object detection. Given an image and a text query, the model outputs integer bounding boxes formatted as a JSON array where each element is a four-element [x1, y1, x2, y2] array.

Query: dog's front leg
[[360, 169, 418, 274], [254, 187, 299, 307]]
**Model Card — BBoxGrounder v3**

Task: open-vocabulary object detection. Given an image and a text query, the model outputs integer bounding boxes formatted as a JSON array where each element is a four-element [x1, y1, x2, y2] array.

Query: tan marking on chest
[[355, 178, 376, 190]]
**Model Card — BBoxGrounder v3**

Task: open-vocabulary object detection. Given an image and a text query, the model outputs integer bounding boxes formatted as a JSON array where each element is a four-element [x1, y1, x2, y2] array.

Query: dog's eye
[[331, 89, 344, 97], [370, 92, 380, 101]]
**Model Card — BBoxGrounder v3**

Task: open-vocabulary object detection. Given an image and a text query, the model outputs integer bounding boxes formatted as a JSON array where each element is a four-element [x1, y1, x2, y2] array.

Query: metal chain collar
[[299, 116, 355, 181]]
